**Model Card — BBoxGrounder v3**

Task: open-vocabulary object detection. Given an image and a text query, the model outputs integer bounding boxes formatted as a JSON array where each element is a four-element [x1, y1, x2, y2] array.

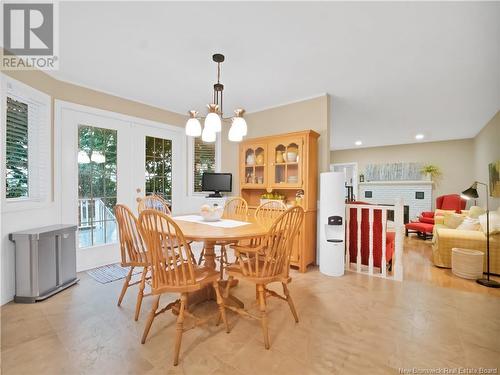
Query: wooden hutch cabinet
[[239, 130, 319, 272]]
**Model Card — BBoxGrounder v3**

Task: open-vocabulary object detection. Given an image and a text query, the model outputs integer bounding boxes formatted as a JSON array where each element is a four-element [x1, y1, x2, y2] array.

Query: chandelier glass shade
[[202, 125, 216, 143], [228, 122, 243, 142], [185, 111, 202, 137], [185, 54, 246, 143], [204, 110, 221, 133]]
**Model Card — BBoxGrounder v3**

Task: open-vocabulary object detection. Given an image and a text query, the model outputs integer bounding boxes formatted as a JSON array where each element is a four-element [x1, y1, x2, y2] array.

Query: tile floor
[[1, 238, 500, 374]]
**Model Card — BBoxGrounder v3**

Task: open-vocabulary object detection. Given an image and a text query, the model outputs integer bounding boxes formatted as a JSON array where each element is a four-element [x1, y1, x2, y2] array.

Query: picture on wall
[[489, 160, 500, 198]]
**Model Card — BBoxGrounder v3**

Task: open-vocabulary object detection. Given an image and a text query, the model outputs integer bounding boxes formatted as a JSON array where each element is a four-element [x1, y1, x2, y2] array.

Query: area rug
[[86, 263, 141, 284]]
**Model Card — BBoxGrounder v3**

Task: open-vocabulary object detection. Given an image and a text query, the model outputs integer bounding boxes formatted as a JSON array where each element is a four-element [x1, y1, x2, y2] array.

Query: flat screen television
[[201, 173, 232, 197]]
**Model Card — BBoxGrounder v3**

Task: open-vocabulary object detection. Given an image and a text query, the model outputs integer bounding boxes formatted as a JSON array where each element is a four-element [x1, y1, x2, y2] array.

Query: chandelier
[[185, 53, 247, 142]]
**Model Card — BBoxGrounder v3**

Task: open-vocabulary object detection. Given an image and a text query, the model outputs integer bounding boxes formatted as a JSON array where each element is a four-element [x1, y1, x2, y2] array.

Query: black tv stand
[[206, 191, 222, 198]]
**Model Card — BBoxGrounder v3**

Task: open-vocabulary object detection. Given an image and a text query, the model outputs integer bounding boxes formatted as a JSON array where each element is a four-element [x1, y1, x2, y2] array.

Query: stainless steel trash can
[[9, 224, 79, 303]]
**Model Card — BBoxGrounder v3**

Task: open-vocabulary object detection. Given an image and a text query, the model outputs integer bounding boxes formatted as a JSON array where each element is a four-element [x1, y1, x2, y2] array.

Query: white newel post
[[393, 197, 404, 281]]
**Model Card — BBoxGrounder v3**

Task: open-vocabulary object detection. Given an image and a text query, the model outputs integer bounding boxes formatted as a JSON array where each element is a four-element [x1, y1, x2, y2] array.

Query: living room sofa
[[432, 223, 500, 274]]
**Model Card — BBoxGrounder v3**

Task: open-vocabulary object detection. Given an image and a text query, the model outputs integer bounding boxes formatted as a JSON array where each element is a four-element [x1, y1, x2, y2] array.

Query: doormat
[[86, 264, 141, 284]]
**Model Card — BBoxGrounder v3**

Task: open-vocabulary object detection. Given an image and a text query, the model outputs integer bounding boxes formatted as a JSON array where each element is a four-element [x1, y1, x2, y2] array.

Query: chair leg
[[141, 295, 160, 344], [257, 284, 270, 349], [282, 282, 299, 323], [213, 281, 230, 333], [223, 276, 233, 298], [197, 248, 205, 265], [219, 245, 226, 280], [135, 267, 147, 321], [173, 293, 187, 366], [117, 266, 134, 306]]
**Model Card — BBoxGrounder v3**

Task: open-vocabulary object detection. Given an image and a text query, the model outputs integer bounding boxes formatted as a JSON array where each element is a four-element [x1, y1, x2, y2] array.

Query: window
[[5, 97, 29, 198], [78, 125, 117, 248], [2, 76, 50, 208], [193, 137, 216, 193], [145, 136, 172, 203]]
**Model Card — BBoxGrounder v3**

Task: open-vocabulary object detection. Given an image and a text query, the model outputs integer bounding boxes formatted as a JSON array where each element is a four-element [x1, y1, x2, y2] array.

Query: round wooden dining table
[[173, 215, 268, 305]]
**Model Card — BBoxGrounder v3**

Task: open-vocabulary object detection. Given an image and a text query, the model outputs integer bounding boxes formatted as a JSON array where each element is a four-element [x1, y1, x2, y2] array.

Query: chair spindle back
[[255, 200, 287, 228], [138, 210, 196, 290], [239, 206, 304, 279], [115, 204, 147, 266], [137, 194, 171, 216], [223, 197, 248, 220]]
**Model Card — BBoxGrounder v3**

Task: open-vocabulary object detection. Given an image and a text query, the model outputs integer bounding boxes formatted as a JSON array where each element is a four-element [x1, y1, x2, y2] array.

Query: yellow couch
[[432, 224, 500, 274]]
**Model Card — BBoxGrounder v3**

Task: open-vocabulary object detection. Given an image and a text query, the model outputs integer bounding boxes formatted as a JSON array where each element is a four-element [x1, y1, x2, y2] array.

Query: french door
[[59, 103, 185, 271]]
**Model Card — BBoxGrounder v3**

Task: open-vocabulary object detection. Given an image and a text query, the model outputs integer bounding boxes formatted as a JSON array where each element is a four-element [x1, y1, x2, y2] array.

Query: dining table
[[172, 214, 268, 306]]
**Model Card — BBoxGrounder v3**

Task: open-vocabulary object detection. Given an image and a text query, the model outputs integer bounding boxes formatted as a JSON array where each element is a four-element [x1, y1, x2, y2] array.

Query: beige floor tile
[[1, 237, 499, 374]]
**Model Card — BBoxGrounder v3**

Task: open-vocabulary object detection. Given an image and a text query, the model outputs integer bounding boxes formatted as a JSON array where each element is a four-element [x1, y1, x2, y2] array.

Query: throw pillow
[[468, 206, 486, 218], [443, 213, 465, 229], [435, 209, 456, 216], [478, 212, 500, 235], [456, 217, 481, 231]]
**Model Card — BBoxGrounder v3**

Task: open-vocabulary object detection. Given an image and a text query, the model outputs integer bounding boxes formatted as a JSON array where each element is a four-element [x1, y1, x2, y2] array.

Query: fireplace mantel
[[358, 180, 433, 220], [360, 180, 434, 186]]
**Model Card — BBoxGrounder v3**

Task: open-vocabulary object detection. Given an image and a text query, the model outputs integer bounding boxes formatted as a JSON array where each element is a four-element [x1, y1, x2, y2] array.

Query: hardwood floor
[[1, 240, 499, 374], [403, 235, 500, 297]]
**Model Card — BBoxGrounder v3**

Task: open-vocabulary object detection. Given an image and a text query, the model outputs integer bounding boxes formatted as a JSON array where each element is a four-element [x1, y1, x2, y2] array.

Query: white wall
[[0, 82, 205, 305]]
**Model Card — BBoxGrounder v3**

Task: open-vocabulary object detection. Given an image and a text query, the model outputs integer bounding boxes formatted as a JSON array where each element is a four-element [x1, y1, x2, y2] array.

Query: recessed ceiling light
[[415, 134, 424, 140], [355, 140, 362, 146]]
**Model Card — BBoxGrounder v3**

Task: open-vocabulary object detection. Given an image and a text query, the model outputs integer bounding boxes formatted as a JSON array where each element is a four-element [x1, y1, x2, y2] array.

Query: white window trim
[[1, 74, 52, 213], [187, 134, 221, 197]]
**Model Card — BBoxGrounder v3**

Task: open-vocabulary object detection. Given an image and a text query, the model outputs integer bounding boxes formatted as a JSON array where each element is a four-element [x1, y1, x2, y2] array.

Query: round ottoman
[[451, 248, 484, 280]]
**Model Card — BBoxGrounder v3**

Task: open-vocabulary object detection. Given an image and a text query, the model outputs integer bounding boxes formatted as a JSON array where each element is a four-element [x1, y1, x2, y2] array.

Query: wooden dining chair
[[222, 197, 248, 220], [137, 194, 171, 216], [198, 197, 248, 270], [255, 200, 287, 228], [115, 204, 151, 321], [198, 197, 249, 278], [224, 206, 304, 349], [138, 209, 230, 366]]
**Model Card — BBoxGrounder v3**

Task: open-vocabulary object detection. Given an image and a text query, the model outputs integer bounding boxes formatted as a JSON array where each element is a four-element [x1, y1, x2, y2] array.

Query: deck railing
[[345, 198, 404, 281], [78, 198, 115, 229]]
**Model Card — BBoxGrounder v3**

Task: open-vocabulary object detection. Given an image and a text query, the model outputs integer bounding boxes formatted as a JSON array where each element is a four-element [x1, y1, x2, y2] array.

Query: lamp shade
[[201, 126, 216, 143], [204, 112, 221, 133], [232, 116, 247, 136], [185, 117, 202, 137], [228, 123, 243, 142], [461, 183, 479, 200]]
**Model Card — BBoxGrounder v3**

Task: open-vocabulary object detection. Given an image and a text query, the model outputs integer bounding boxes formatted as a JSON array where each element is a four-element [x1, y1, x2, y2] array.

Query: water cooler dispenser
[[319, 172, 346, 276]]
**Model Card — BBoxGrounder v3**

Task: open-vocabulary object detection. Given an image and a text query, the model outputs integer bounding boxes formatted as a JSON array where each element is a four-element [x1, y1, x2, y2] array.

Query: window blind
[[6, 97, 29, 198], [5, 89, 50, 202], [193, 138, 216, 192]]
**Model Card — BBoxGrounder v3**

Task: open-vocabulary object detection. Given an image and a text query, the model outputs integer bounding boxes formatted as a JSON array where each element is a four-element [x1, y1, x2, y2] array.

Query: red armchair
[[418, 194, 467, 225], [348, 202, 395, 269]]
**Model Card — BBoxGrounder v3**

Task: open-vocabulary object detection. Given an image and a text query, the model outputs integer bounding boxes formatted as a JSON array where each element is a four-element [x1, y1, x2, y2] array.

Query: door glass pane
[[145, 136, 172, 205], [78, 125, 118, 248]]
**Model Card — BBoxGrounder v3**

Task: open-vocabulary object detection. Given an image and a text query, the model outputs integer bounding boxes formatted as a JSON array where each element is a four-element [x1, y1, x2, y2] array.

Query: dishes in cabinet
[[276, 151, 285, 163], [255, 153, 264, 165], [286, 151, 298, 162], [246, 153, 255, 166]]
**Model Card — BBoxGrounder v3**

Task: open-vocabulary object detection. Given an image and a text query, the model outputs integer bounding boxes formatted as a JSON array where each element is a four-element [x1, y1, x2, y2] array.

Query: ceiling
[[50, 2, 499, 150]]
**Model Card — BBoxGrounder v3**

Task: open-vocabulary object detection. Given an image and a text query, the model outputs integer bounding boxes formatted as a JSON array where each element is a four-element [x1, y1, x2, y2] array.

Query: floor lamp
[[461, 182, 500, 288]]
